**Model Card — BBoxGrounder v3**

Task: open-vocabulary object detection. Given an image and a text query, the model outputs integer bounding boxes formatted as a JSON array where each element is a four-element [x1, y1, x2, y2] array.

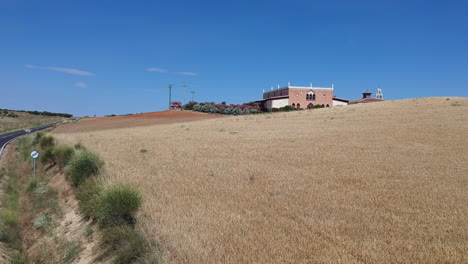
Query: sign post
[[31, 151, 39, 177]]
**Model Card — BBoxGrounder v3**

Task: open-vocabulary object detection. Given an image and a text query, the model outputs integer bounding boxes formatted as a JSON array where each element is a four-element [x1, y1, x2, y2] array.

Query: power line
[[168, 84, 174, 110], [183, 81, 187, 107]]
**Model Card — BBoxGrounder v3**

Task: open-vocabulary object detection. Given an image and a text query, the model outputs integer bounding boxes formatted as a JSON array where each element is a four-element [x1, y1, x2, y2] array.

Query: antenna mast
[[183, 81, 187, 106], [191, 90, 195, 102], [168, 84, 173, 110]]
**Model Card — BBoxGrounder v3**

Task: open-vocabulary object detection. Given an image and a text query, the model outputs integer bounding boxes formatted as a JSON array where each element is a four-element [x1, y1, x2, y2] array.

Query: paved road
[[0, 123, 58, 159]]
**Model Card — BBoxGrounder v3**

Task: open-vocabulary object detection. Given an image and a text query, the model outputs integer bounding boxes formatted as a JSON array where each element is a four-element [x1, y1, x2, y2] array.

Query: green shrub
[[1, 210, 18, 227], [74, 142, 84, 150], [100, 225, 150, 264], [39, 135, 55, 149], [26, 178, 38, 192], [282, 105, 295, 111], [16, 136, 33, 160], [97, 184, 142, 227], [61, 240, 83, 263], [183, 101, 198, 110], [53, 146, 75, 169], [9, 255, 26, 264], [32, 131, 45, 145], [32, 214, 49, 229], [40, 148, 56, 165], [76, 177, 103, 218], [66, 150, 103, 186]]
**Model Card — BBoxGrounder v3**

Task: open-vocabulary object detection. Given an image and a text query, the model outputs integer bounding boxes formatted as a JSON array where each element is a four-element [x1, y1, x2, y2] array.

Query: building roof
[[332, 97, 349, 103], [263, 84, 333, 94], [349, 98, 384, 104]]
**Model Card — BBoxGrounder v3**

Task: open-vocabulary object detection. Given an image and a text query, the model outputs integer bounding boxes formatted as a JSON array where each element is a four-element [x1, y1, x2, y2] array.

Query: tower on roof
[[362, 91, 372, 99], [376, 88, 384, 100]]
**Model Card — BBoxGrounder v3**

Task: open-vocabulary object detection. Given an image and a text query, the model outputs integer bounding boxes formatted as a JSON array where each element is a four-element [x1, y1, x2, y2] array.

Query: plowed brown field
[[54, 111, 222, 133]]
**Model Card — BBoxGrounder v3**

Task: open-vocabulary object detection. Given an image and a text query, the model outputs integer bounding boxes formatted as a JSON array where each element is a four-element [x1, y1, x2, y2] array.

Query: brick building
[[257, 83, 347, 110]]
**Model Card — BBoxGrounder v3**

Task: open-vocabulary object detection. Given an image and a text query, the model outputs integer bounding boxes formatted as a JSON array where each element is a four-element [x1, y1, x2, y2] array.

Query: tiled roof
[[349, 98, 384, 104]]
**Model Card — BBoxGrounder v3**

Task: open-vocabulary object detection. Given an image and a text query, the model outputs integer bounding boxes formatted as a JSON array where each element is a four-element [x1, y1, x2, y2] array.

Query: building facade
[[261, 84, 335, 110]]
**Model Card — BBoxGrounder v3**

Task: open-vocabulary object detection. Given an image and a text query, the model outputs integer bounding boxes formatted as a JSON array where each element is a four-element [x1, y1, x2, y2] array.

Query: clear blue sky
[[1, 0, 467, 117]]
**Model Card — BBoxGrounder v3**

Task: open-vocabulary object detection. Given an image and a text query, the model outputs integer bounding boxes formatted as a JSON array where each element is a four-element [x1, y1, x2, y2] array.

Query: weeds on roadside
[[39, 135, 55, 149], [66, 150, 103, 186], [53, 145, 75, 169], [75, 177, 103, 218], [74, 141, 84, 150], [61, 240, 83, 263], [0, 172, 21, 249], [40, 148, 56, 165], [100, 225, 151, 264], [26, 178, 38, 192], [96, 184, 142, 227], [32, 131, 45, 146]]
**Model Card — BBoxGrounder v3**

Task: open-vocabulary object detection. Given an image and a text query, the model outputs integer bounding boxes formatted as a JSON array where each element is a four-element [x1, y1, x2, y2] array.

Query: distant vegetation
[[0, 109, 72, 133], [0, 108, 72, 118], [186, 101, 262, 115]]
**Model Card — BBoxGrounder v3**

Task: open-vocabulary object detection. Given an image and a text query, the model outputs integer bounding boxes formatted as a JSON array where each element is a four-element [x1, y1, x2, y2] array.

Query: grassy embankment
[[0, 132, 158, 263], [54, 97, 468, 263], [0, 109, 72, 133]]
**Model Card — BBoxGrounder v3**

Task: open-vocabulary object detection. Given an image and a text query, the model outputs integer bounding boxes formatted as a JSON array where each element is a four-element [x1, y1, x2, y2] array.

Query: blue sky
[[1, 0, 467, 117]]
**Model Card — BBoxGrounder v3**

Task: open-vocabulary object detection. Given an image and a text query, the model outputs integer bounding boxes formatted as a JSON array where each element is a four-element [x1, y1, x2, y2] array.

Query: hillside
[[0, 109, 70, 133], [53, 97, 468, 263]]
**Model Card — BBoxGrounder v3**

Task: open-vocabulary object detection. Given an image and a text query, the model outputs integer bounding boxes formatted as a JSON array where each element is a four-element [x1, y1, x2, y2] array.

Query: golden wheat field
[[54, 97, 468, 263]]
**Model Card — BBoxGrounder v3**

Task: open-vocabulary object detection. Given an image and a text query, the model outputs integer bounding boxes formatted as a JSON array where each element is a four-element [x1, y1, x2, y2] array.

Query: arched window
[[292, 103, 295, 108], [297, 103, 301, 109], [326, 104, 330, 107], [307, 91, 315, 101], [322, 104, 325, 107], [307, 103, 313, 109]]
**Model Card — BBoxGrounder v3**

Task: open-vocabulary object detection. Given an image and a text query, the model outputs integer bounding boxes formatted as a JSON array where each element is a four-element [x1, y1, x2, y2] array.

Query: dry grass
[[0, 111, 65, 133], [54, 97, 468, 263]]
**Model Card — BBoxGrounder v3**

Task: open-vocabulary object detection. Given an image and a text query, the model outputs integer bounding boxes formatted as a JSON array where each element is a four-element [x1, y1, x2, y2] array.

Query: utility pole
[[183, 81, 187, 107], [191, 90, 195, 102], [168, 84, 173, 110]]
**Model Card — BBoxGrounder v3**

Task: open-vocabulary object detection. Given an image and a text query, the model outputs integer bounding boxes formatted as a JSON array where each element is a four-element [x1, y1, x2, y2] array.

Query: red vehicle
[[171, 101, 182, 110]]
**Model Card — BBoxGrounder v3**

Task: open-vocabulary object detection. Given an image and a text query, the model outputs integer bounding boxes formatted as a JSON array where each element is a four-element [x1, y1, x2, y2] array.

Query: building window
[[307, 103, 313, 109], [307, 91, 315, 101], [292, 103, 295, 108], [297, 103, 301, 109], [326, 104, 329, 107]]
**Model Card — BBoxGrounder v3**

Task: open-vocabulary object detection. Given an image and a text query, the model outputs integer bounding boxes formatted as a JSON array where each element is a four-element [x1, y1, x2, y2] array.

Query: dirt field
[[54, 111, 222, 133], [53, 97, 468, 263]]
